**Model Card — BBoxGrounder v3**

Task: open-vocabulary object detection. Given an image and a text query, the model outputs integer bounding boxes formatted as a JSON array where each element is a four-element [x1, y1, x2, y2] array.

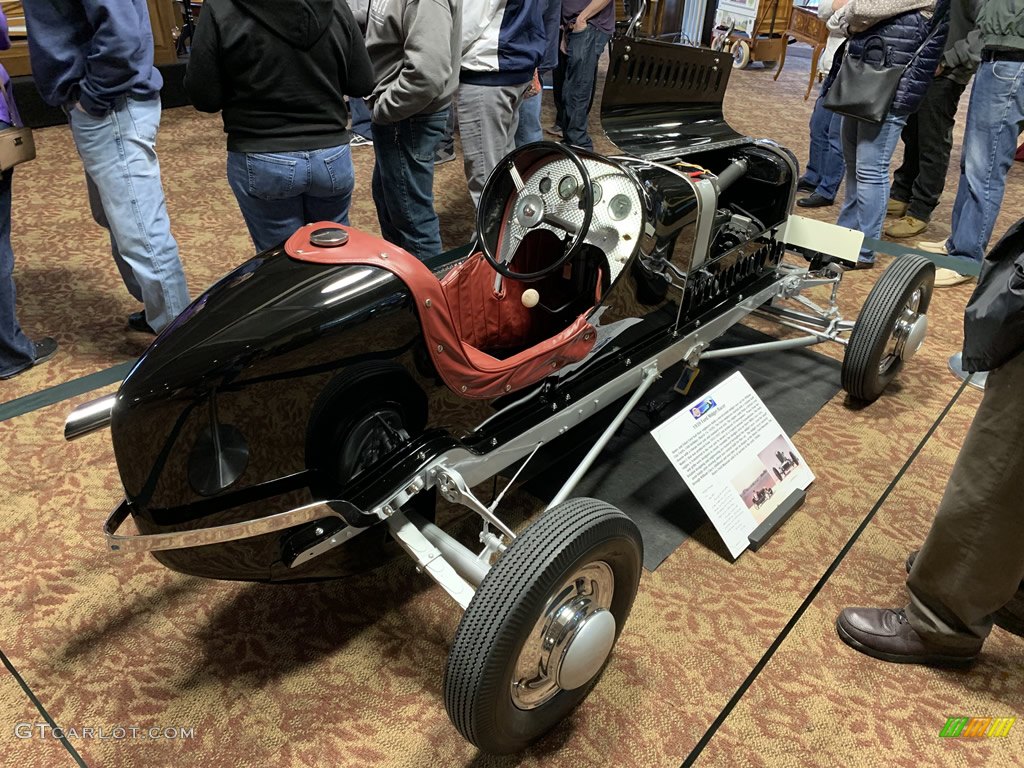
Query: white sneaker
[[934, 268, 972, 287], [350, 134, 373, 148], [916, 238, 947, 254]]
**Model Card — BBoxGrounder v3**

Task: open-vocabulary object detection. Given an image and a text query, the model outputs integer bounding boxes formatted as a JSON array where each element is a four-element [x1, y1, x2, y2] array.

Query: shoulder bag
[[0, 78, 35, 172], [823, 12, 945, 125]]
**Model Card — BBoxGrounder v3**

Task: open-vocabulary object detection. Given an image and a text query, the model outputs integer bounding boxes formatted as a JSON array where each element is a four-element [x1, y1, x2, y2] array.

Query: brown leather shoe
[[836, 607, 980, 665], [905, 550, 1024, 637]]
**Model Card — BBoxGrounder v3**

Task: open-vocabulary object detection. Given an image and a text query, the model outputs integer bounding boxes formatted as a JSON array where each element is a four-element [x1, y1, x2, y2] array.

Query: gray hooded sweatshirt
[[365, 0, 461, 124]]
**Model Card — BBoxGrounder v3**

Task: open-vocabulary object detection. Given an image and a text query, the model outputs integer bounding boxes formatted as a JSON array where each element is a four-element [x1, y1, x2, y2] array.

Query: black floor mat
[[521, 324, 842, 569]]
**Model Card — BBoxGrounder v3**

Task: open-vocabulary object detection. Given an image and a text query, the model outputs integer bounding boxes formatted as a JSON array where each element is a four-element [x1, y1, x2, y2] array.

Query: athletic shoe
[[434, 146, 456, 165], [0, 337, 58, 380], [350, 134, 373, 148]]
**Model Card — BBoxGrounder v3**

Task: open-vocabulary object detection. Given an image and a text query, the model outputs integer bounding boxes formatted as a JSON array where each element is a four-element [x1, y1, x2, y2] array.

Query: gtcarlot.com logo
[[15, 723, 196, 741], [940, 717, 1015, 738]]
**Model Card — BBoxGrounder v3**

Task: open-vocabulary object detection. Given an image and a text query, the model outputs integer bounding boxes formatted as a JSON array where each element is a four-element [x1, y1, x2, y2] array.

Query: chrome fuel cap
[[310, 228, 349, 247]]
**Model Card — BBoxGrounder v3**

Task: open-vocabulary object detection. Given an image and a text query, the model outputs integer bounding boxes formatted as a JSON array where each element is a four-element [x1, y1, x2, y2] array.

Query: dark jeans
[[349, 97, 373, 141], [371, 109, 448, 260], [0, 163, 35, 377], [890, 76, 967, 222], [800, 87, 845, 201], [562, 24, 609, 149]]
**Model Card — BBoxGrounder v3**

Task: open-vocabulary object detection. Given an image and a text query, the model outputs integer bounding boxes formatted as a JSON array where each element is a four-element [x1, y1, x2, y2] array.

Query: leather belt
[[982, 48, 1024, 62]]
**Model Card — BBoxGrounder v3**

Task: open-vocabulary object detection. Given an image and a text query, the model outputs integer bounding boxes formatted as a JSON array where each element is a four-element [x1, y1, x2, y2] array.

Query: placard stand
[[747, 489, 806, 551]]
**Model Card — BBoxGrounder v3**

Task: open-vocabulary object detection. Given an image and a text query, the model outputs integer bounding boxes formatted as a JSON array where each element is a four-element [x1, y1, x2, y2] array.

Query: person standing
[[185, 0, 375, 252], [23, 0, 190, 335], [365, 0, 461, 260], [796, 0, 847, 209], [458, 0, 544, 206], [917, 0, 1024, 287], [827, 0, 949, 269], [516, 0, 563, 148], [561, 0, 615, 151], [0, 8, 56, 379], [884, 0, 982, 240], [836, 218, 1024, 665]]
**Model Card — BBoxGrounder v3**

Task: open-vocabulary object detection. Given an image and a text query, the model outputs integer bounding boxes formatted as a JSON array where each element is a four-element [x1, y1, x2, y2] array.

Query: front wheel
[[443, 498, 643, 754], [841, 255, 935, 402]]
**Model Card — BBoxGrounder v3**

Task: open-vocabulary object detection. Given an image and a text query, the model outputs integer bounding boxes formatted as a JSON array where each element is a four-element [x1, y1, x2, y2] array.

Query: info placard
[[651, 371, 815, 558]]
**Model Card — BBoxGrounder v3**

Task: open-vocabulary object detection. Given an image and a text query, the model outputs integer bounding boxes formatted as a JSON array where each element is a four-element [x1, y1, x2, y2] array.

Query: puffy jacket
[[978, 0, 1024, 52], [828, 4, 949, 115]]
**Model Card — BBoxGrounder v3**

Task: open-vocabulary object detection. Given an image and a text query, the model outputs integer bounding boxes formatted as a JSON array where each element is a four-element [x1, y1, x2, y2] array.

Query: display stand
[[747, 489, 805, 551], [948, 351, 986, 391]]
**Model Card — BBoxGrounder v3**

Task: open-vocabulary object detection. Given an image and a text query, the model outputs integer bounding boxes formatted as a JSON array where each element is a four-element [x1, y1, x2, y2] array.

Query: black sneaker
[[434, 146, 456, 165], [127, 310, 156, 335], [0, 336, 58, 380]]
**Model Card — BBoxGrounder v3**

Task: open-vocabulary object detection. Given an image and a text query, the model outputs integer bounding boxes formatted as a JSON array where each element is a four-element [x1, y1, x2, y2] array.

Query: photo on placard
[[757, 434, 802, 485], [730, 457, 778, 524]]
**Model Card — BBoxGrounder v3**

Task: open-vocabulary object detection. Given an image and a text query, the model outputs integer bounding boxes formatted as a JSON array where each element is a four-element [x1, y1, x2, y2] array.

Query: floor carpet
[[1, 40, 1022, 768]]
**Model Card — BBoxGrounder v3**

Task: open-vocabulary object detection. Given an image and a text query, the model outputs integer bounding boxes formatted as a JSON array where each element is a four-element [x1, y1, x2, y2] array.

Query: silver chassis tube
[[366, 271, 814, 606]]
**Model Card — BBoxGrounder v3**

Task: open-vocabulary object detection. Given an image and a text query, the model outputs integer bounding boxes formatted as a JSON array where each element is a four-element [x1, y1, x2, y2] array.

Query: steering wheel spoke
[[477, 142, 594, 282]]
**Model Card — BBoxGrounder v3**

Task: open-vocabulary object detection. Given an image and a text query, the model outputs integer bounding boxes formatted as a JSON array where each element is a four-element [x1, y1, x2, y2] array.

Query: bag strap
[[905, 7, 948, 69], [0, 77, 23, 129]]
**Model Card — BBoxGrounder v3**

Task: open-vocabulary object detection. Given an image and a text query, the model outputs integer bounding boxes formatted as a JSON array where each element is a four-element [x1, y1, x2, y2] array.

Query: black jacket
[[184, 0, 374, 153], [963, 218, 1024, 372]]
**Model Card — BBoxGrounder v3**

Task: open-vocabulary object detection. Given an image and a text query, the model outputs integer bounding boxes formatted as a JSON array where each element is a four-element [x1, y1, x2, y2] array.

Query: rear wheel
[[444, 498, 643, 754], [842, 256, 935, 402], [731, 39, 752, 69]]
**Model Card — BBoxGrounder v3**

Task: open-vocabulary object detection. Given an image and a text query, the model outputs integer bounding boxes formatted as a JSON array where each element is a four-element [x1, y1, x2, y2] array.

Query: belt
[[982, 49, 1024, 62]]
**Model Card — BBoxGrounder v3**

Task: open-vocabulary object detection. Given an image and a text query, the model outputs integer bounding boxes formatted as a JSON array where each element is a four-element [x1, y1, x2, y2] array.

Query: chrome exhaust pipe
[[64, 394, 117, 441]]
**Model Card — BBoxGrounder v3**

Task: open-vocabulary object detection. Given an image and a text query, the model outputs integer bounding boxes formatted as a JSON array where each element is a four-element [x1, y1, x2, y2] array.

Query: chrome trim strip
[[103, 499, 349, 554], [64, 394, 117, 441]]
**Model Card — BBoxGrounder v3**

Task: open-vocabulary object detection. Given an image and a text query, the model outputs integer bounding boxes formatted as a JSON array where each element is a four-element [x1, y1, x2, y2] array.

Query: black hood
[[233, 0, 334, 50]]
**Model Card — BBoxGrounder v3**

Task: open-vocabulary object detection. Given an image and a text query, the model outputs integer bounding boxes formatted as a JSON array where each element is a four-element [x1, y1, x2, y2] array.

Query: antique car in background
[[64, 33, 935, 754]]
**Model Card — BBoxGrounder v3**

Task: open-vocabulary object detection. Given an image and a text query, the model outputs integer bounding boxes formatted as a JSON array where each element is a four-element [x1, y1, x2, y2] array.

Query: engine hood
[[600, 38, 746, 161]]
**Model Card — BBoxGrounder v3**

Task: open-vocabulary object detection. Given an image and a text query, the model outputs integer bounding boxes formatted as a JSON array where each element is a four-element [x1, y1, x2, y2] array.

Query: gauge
[[608, 193, 632, 221], [558, 175, 578, 200], [590, 181, 603, 205], [539, 176, 552, 194]]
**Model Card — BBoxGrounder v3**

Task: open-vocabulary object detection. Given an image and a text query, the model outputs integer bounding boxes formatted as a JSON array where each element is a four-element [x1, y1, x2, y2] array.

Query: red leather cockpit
[[285, 223, 596, 399]]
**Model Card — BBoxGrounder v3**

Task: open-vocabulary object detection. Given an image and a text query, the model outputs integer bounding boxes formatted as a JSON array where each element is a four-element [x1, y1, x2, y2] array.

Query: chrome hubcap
[[511, 560, 616, 710], [880, 287, 927, 374]]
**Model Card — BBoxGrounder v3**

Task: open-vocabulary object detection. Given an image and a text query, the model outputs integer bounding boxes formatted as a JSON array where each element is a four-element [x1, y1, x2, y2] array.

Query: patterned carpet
[[0, 45, 1022, 768]]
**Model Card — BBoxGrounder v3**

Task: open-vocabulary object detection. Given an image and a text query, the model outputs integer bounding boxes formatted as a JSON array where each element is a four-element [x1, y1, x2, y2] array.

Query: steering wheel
[[477, 142, 594, 282]]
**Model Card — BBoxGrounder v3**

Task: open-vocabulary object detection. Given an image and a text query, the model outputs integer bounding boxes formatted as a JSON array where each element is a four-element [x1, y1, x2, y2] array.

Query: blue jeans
[[371, 110, 448, 260], [563, 24, 610, 150], [515, 92, 543, 147], [227, 144, 355, 252], [67, 97, 190, 333], [946, 60, 1024, 264], [836, 112, 908, 263], [0, 162, 35, 377], [801, 88, 845, 201], [349, 97, 373, 141]]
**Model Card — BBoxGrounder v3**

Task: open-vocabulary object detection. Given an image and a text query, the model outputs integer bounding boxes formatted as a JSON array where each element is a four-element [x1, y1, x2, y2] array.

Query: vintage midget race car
[[65, 37, 934, 754]]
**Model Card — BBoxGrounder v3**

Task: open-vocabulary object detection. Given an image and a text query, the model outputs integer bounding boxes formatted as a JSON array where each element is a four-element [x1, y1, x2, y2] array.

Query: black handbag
[[962, 217, 1024, 373], [824, 13, 945, 125]]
